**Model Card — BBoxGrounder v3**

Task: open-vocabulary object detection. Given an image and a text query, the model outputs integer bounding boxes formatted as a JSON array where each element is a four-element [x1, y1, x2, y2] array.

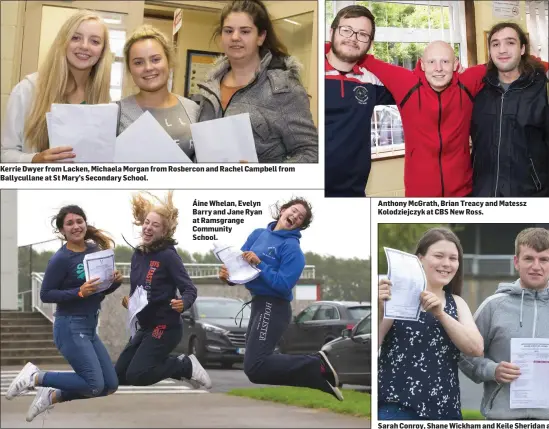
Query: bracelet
[[78, 291, 84, 298]]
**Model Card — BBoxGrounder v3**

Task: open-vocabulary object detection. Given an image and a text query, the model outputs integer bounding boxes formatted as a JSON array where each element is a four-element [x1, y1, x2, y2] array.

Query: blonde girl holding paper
[[1, 10, 112, 163], [117, 25, 198, 160]]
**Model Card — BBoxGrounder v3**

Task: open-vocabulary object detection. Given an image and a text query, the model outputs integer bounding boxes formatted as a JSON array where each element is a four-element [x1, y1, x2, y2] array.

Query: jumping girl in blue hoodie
[[219, 198, 343, 400]]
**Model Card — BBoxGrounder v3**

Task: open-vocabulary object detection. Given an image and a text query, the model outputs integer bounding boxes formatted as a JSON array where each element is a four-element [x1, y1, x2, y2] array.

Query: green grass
[[461, 409, 485, 420], [227, 387, 370, 418]]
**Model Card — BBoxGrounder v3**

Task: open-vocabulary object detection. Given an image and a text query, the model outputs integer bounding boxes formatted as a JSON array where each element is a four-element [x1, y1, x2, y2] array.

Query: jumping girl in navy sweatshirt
[[6, 205, 123, 422], [219, 197, 344, 400], [115, 191, 211, 390]]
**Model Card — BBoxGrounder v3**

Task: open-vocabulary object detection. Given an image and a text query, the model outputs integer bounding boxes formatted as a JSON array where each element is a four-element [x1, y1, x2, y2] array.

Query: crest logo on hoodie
[[262, 246, 277, 260], [76, 263, 86, 280], [354, 86, 369, 105]]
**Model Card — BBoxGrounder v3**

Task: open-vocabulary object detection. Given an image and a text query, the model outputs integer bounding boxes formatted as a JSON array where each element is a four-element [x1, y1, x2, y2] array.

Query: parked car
[[278, 301, 371, 355], [175, 296, 250, 368], [321, 314, 371, 387]]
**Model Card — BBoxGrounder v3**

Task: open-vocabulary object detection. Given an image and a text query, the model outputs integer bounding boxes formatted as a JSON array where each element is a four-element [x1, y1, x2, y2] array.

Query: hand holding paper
[[83, 249, 115, 294], [383, 247, 426, 321], [213, 242, 261, 284]]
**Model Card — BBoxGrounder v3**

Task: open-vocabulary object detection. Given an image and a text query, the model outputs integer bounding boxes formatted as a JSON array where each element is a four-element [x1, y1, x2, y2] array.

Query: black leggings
[[115, 323, 191, 386]]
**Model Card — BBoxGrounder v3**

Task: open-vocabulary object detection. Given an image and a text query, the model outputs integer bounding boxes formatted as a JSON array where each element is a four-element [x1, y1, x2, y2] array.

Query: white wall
[[1, 190, 18, 310]]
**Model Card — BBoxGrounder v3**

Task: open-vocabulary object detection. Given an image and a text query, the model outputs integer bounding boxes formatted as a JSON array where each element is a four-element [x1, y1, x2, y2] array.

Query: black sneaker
[[317, 351, 344, 401]]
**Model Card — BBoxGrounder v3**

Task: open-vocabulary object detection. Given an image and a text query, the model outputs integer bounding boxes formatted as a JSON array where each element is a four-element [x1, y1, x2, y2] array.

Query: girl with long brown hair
[[198, 0, 318, 163], [377, 227, 483, 420], [1, 10, 112, 163], [6, 205, 123, 422]]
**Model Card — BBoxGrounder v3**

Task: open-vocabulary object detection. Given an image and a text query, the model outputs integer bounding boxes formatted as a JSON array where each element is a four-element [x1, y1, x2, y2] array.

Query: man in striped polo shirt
[[325, 5, 394, 198]]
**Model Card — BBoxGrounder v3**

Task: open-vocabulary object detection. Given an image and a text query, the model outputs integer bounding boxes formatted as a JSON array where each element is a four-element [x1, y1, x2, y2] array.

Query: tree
[[377, 224, 448, 274], [305, 252, 370, 302]]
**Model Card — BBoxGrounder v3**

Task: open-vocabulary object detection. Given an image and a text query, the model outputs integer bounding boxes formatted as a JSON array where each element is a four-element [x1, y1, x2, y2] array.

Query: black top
[[471, 67, 549, 197]]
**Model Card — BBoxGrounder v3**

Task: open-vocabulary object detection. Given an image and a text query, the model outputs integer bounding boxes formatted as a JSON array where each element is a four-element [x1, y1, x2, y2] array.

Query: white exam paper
[[510, 338, 549, 409], [191, 113, 258, 163], [114, 111, 192, 163], [128, 285, 148, 338], [383, 247, 426, 321], [213, 242, 261, 284], [48, 103, 118, 162], [83, 249, 115, 294]]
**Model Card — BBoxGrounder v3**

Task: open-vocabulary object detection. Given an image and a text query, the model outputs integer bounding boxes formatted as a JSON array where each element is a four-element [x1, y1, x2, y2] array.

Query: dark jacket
[[130, 240, 197, 329], [471, 67, 549, 197]]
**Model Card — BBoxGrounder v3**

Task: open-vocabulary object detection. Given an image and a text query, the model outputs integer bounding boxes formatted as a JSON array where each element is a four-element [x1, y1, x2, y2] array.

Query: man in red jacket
[[362, 42, 487, 197]]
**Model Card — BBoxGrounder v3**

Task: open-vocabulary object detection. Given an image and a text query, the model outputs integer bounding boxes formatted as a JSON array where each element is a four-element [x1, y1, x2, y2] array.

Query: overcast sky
[[17, 190, 371, 259]]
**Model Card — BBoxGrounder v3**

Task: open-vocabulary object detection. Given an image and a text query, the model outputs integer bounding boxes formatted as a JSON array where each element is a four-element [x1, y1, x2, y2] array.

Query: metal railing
[[17, 290, 33, 312], [29, 264, 316, 318], [31, 272, 54, 322], [462, 254, 516, 277], [113, 263, 316, 280]]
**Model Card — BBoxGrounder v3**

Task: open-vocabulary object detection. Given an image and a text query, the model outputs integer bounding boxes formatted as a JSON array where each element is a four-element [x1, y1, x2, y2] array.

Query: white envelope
[[114, 111, 193, 163], [47, 103, 118, 162], [191, 113, 258, 163]]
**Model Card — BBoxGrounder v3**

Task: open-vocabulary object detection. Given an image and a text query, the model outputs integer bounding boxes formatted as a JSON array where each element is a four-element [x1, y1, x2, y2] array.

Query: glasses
[[338, 26, 371, 43]]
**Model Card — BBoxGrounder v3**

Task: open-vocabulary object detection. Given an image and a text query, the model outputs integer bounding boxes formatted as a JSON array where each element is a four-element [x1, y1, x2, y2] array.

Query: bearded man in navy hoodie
[[219, 198, 344, 400]]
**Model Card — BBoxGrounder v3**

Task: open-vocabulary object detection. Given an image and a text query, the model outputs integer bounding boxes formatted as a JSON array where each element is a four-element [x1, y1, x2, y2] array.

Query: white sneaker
[[189, 354, 212, 389], [5, 362, 39, 400], [176, 354, 200, 389], [26, 387, 54, 422]]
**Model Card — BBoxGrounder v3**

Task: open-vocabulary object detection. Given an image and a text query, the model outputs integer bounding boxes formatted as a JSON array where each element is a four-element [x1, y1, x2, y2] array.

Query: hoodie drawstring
[[235, 299, 253, 328], [520, 288, 525, 328]]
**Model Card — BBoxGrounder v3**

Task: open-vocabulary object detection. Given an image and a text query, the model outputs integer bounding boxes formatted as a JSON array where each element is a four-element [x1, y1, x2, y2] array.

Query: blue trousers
[[41, 314, 118, 402]]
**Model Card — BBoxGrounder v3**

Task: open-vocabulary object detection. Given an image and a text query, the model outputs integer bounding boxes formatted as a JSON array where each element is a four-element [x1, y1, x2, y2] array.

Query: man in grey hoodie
[[459, 228, 549, 420]]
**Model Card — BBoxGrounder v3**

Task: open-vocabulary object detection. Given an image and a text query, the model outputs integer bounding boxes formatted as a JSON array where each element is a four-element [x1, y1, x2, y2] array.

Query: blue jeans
[[41, 313, 118, 402], [378, 402, 424, 420]]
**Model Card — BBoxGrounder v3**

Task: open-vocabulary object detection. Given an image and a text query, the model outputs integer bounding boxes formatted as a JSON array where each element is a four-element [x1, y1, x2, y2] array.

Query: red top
[[362, 55, 486, 197]]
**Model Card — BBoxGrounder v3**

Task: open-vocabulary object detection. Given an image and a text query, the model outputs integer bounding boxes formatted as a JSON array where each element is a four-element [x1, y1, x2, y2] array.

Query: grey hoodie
[[197, 51, 318, 163], [459, 280, 549, 420]]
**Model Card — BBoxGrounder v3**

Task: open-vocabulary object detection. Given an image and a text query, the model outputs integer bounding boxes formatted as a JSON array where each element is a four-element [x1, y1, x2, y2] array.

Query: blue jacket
[[241, 222, 305, 301]]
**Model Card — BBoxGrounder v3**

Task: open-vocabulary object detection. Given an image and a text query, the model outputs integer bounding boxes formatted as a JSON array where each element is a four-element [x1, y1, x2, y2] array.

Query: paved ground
[[0, 365, 369, 428], [459, 371, 483, 411]]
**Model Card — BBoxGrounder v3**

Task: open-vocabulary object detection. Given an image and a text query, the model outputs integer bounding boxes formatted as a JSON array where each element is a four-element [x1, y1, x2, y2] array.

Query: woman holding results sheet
[[197, 0, 318, 163], [115, 191, 211, 391], [1, 10, 112, 163], [117, 25, 199, 161], [378, 227, 483, 420], [5, 205, 122, 422], [218, 198, 342, 400]]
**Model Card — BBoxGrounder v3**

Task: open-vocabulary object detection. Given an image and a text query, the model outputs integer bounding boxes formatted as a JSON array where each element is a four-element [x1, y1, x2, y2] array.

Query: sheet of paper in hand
[[383, 247, 426, 321], [128, 286, 148, 338], [213, 242, 261, 284], [191, 113, 258, 163], [114, 111, 192, 163], [47, 103, 118, 162], [83, 249, 115, 294]]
